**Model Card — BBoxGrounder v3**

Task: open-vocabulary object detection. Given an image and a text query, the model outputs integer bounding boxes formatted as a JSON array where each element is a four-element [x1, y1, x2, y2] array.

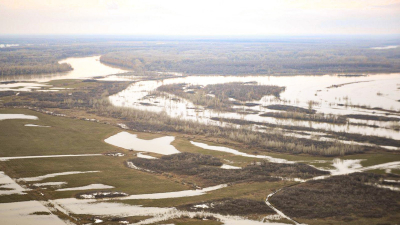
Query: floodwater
[[121, 184, 227, 200], [190, 141, 291, 163], [329, 158, 364, 175], [0, 114, 38, 121], [19, 171, 99, 182], [137, 152, 157, 159], [52, 198, 290, 225], [370, 45, 399, 50], [0, 82, 50, 92], [0, 56, 128, 82], [52, 198, 172, 217], [0, 201, 67, 225], [0, 44, 19, 48], [56, 184, 114, 192], [0, 171, 27, 195], [1, 55, 400, 224], [192, 140, 400, 177], [105, 131, 180, 155], [32, 182, 67, 187], [1, 55, 399, 141], [24, 124, 51, 127], [0, 154, 102, 162], [109, 73, 400, 141], [221, 164, 242, 169]]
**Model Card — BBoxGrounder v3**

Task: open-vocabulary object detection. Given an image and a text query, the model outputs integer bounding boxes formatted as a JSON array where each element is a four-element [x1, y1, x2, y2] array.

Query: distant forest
[[1, 36, 400, 76], [0, 42, 109, 76], [100, 40, 400, 75]]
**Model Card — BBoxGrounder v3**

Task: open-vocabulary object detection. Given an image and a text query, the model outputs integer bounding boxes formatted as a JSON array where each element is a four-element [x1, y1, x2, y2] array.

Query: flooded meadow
[[1, 56, 400, 225]]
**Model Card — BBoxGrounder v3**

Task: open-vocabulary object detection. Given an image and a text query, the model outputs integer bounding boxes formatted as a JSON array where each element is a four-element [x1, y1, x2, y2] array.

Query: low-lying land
[[1, 37, 400, 225], [99, 39, 400, 75], [1, 102, 399, 224], [260, 111, 347, 124], [270, 173, 400, 223], [0, 79, 369, 156], [346, 114, 400, 122], [210, 117, 400, 148], [156, 82, 285, 112], [264, 104, 316, 114], [129, 152, 328, 186]]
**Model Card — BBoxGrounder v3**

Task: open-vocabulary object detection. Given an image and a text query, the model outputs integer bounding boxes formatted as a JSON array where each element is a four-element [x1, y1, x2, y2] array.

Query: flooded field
[[110, 73, 400, 146], [1, 56, 400, 225], [0, 201, 67, 225]]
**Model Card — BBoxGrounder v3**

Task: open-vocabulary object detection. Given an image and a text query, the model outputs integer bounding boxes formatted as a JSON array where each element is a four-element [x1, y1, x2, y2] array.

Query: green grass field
[[1, 107, 399, 225]]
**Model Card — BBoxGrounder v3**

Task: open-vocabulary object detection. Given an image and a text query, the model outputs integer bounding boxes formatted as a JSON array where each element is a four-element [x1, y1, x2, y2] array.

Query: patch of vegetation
[[75, 191, 128, 199], [99, 39, 400, 75], [153, 215, 222, 225], [270, 173, 400, 220], [204, 83, 285, 101], [75, 215, 151, 225], [30, 211, 51, 215], [178, 198, 275, 216], [3, 80, 131, 110], [260, 111, 347, 124], [345, 114, 400, 122], [156, 82, 284, 112], [264, 104, 316, 114], [210, 117, 400, 148], [337, 104, 400, 115], [1, 79, 367, 156], [129, 153, 328, 186]]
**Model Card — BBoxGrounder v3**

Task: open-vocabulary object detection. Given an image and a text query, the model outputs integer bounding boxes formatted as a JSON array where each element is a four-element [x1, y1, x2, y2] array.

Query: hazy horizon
[[1, 0, 399, 36]]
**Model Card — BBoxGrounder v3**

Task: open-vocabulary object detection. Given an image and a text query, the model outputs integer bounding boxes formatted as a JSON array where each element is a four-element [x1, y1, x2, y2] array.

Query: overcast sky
[[1, 0, 399, 36]]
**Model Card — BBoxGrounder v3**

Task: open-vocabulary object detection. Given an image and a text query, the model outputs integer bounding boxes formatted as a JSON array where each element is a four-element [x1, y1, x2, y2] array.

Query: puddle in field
[[19, 171, 99, 182], [329, 158, 364, 175], [360, 161, 400, 171], [190, 141, 291, 163], [0, 201, 67, 225], [120, 184, 227, 200], [0, 171, 27, 195], [221, 164, 242, 169], [56, 184, 114, 192], [366, 183, 400, 191], [0, 154, 102, 161], [52, 198, 172, 217], [0, 114, 38, 121], [32, 182, 67, 187], [24, 124, 50, 127], [105, 131, 180, 155], [137, 152, 157, 159], [0, 82, 50, 92], [314, 159, 400, 178]]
